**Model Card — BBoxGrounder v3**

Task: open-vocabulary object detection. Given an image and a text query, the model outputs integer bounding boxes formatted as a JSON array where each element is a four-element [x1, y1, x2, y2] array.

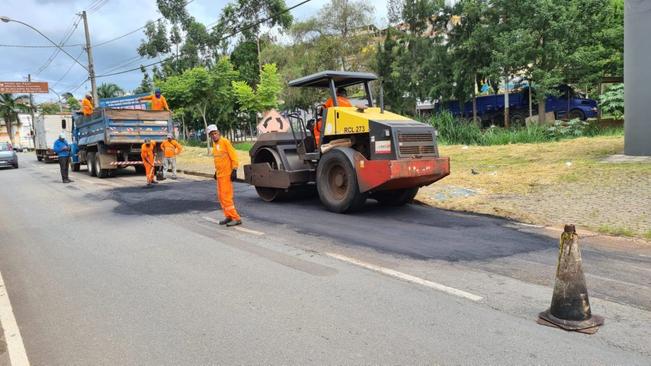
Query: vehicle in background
[[15, 113, 35, 152], [434, 85, 599, 126], [0, 142, 19, 169], [34, 113, 72, 162], [71, 94, 173, 178]]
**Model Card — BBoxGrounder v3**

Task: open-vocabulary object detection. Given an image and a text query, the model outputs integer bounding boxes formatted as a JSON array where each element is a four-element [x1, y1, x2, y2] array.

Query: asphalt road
[[0, 152, 650, 365]]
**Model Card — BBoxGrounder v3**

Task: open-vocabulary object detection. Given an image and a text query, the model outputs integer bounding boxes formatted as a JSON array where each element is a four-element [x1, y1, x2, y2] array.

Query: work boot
[[226, 219, 242, 227], [218, 218, 232, 225], [152, 180, 159, 184]]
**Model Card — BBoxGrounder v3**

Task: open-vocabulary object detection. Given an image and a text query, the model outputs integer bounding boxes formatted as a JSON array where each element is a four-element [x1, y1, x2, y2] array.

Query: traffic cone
[[538, 224, 604, 334]]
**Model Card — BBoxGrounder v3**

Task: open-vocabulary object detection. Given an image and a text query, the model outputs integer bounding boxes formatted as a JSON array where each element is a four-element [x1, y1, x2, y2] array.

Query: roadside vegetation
[[429, 111, 624, 146], [417, 135, 650, 240]]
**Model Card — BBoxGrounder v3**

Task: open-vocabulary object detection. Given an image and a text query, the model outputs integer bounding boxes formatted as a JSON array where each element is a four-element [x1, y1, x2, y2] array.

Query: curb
[[413, 199, 651, 246]]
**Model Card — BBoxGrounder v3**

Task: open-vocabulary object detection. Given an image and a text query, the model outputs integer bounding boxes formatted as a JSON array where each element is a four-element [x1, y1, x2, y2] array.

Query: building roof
[[288, 71, 378, 88]]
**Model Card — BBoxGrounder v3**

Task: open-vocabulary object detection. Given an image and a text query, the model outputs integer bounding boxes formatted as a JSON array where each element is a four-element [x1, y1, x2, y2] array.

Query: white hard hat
[[59, 132, 66, 139], [167, 133, 173, 138], [206, 124, 219, 135]]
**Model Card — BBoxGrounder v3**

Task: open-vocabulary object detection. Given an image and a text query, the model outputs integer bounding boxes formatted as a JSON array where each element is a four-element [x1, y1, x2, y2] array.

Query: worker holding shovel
[[141, 138, 158, 188]]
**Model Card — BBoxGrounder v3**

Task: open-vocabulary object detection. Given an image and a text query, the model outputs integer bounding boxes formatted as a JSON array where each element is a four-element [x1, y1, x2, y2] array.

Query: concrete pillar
[[624, 1, 651, 156]]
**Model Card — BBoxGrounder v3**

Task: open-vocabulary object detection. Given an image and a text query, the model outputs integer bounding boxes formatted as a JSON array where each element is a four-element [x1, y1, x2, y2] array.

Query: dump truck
[[244, 71, 450, 213], [34, 113, 72, 162], [70, 94, 173, 177]]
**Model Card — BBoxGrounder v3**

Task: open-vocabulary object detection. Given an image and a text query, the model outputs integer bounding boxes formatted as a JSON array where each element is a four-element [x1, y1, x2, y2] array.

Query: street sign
[[0, 81, 49, 94]]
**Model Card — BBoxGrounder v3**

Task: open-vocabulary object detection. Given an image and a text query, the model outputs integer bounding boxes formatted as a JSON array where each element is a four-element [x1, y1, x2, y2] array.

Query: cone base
[[538, 309, 604, 334]]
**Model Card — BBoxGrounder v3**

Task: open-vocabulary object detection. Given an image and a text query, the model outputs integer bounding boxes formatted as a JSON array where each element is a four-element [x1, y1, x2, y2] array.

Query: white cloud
[[0, 0, 387, 103]]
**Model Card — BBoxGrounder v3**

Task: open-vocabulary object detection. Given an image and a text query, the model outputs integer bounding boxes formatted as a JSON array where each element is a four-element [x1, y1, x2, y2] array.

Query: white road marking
[[233, 227, 265, 236], [325, 252, 484, 302], [202, 216, 265, 236], [202, 216, 220, 224], [0, 271, 30, 366], [516, 223, 544, 228]]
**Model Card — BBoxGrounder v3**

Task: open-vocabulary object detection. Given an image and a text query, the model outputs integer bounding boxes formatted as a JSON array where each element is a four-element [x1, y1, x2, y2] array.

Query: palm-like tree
[[0, 94, 29, 145], [97, 83, 125, 99]]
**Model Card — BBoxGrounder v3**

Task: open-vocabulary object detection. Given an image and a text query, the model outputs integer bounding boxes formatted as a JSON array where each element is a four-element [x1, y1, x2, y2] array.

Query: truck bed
[[75, 109, 172, 146]]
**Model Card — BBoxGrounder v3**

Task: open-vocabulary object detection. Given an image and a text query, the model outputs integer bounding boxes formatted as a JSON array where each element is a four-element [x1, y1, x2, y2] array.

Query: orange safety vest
[[140, 141, 156, 165], [324, 96, 352, 108], [212, 138, 238, 178], [161, 139, 182, 158], [82, 98, 94, 116], [142, 94, 170, 111]]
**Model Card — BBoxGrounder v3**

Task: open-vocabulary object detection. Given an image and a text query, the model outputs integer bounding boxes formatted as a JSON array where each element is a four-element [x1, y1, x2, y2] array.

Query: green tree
[[445, 0, 496, 124], [97, 83, 125, 99], [66, 96, 80, 111], [134, 69, 154, 94], [159, 58, 240, 152], [293, 0, 375, 71], [231, 39, 261, 86], [39, 102, 61, 114], [489, 0, 614, 123], [0, 94, 29, 145], [232, 63, 283, 113]]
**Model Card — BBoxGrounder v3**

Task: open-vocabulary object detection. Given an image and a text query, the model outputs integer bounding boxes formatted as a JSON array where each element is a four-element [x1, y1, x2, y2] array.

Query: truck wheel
[[316, 150, 367, 213], [95, 156, 109, 178], [372, 187, 419, 207], [37, 155, 43, 162], [87, 152, 97, 177], [72, 163, 80, 172], [510, 112, 526, 127], [568, 109, 585, 120]]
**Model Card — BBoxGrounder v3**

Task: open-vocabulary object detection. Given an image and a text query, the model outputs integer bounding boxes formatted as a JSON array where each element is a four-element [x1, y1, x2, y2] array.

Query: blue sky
[[0, 0, 387, 104]]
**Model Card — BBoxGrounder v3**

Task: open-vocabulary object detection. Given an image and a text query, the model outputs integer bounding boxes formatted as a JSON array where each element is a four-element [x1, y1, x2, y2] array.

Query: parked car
[[0, 142, 19, 169]]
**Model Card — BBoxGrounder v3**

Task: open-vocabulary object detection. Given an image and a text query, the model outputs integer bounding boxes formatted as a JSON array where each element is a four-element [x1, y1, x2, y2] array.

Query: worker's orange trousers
[[216, 176, 240, 221], [144, 161, 155, 183]]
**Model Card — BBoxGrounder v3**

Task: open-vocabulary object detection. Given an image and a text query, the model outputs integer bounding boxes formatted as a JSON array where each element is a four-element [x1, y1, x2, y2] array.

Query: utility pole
[[28, 74, 37, 147], [624, 0, 651, 156], [504, 74, 510, 128], [81, 11, 98, 106]]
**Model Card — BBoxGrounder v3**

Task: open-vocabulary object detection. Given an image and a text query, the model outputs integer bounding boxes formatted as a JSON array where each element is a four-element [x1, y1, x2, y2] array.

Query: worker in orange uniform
[[140, 88, 170, 111], [206, 124, 241, 227], [140, 138, 158, 188], [316, 88, 353, 147], [82, 94, 94, 116], [324, 87, 352, 108], [160, 133, 182, 179]]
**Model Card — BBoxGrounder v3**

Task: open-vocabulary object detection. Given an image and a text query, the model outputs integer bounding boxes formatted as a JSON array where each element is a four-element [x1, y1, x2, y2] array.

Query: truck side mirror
[[61, 119, 67, 130]]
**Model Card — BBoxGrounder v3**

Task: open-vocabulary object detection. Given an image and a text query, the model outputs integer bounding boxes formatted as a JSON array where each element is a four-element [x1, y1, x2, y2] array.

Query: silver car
[[0, 142, 19, 169]]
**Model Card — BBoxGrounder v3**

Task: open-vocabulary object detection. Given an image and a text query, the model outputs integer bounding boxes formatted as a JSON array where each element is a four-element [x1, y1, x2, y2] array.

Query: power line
[[101, 55, 147, 74], [0, 43, 84, 48], [52, 49, 86, 88], [88, 0, 110, 14], [94, 26, 147, 48], [70, 77, 90, 93], [95, 0, 313, 78], [94, 0, 195, 48], [35, 15, 82, 75]]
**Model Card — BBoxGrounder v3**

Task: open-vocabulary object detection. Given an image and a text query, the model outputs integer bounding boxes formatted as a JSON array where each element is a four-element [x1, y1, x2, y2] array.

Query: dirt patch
[[418, 136, 651, 239], [176, 145, 250, 177]]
